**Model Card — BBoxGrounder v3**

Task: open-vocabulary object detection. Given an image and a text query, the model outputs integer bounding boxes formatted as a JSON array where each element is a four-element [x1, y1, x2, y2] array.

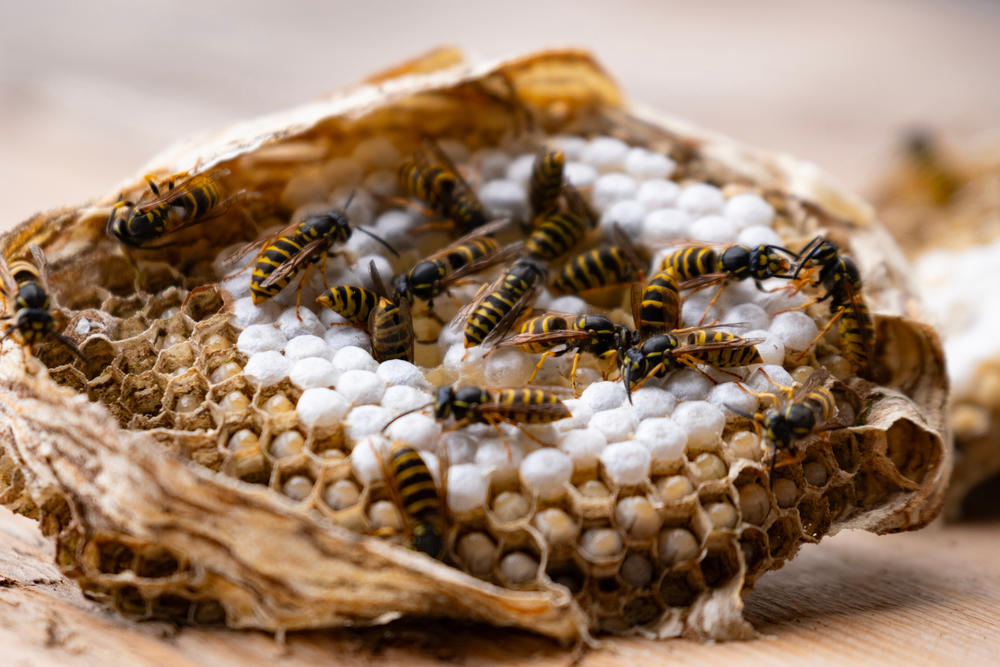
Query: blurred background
[[1, 0, 999, 225]]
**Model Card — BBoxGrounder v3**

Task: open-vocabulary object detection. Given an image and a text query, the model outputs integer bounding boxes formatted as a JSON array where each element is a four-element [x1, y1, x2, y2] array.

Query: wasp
[[316, 284, 379, 324], [528, 148, 565, 220], [229, 194, 397, 310], [106, 169, 233, 249], [630, 268, 681, 339], [904, 130, 959, 206], [377, 441, 446, 559], [367, 261, 415, 363], [552, 223, 645, 295], [391, 217, 519, 309], [495, 314, 634, 395], [0, 245, 88, 361], [457, 256, 547, 348], [398, 141, 488, 233], [790, 236, 875, 379], [524, 183, 596, 262], [727, 369, 838, 481], [620, 329, 763, 398]]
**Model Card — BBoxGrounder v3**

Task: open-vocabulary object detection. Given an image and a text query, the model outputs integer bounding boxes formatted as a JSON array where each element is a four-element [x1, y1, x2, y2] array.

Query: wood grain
[[2, 507, 997, 665]]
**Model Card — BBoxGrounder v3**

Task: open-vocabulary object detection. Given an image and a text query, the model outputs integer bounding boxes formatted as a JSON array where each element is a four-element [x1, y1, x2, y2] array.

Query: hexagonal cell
[[497, 548, 542, 588], [831, 433, 861, 474], [546, 559, 587, 596], [115, 337, 157, 375], [771, 475, 802, 509], [144, 287, 185, 320], [699, 540, 741, 589], [150, 594, 192, 623], [154, 341, 196, 376], [61, 284, 108, 311], [766, 515, 802, 561], [96, 540, 136, 574], [113, 585, 149, 618], [853, 466, 904, 510], [164, 370, 209, 412], [191, 599, 228, 625], [824, 483, 856, 523], [182, 284, 226, 322], [274, 465, 317, 503], [120, 371, 166, 418], [796, 494, 831, 541], [737, 481, 771, 526], [115, 315, 151, 341], [619, 551, 656, 590], [135, 546, 182, 578], [622, 594, 663, 628], [39, 494, 73, 538], [802, 451, 833, 488], [885, 418, 936, 485], [47, 364, 88, 394], [658, 567, 703, 609], [453, 530, 498, 578], [103, 293, 146, 320], [79, 337, 117, 380], [34, 339, 78, 369], [739, 527, 770, 583]]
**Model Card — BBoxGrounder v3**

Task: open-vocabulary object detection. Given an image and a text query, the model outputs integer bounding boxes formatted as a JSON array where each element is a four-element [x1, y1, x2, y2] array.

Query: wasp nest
[[874, 133, 1000, 518], [0, 49, 949, 642]]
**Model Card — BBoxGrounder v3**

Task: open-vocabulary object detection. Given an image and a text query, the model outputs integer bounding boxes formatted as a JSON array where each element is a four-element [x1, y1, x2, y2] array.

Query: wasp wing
[[258, 236, 328, 288]]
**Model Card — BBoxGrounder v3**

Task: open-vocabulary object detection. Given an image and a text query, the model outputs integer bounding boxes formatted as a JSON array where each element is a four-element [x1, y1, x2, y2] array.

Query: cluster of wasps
[[0, 138, 874, 559]]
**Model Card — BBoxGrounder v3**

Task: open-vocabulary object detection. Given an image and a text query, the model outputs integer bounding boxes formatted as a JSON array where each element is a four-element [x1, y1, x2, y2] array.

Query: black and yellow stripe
[[660, 247, 717, 281], [316, 285, 379, 323], [463, 258, 544, 347], [686, 330, 763, 367], [524, 211, 589, 261], [528, 148, 565, 219], [837, 301, 874, 376], [514, 314, 569, 353], [369, 296, 414, 363], [388, 443, 445, 558], [637, 269, 680, 337], [398, 160, 486, 231], [249, 234, 312, 304], [552, 246, 639, 293], [492, 388, 570, 424]]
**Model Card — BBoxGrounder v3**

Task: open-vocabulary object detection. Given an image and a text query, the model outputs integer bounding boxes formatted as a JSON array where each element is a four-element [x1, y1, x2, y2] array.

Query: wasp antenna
[[343, 189, 357, 211], [357, 227, 400, 258], [724, 403, 755, 420], [381, 401, 435, 432], [53, 332, 91, 364]]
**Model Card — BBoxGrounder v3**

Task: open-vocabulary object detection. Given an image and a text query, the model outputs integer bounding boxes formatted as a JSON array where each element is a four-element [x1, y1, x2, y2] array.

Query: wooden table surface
[[2, 507, 998, 666]]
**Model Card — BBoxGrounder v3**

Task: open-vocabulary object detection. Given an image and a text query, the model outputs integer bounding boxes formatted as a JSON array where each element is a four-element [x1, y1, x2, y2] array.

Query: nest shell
[[0, 48, 950, 642]]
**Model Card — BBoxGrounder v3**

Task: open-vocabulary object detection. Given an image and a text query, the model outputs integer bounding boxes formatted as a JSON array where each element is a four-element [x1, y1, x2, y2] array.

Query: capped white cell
[[232, 297, 282, 328], [285, 334, 334, 362], [484, 346, 535, 386], [237, 324, 287, 355], [351, 136, 400, 168], [628, 387, 676, 420], [672, 400, 726, 449], [564, 162, 598, 188], [665, 368, 714, 401], [677, 183, 725, 216], [520, 449, 573, 500], [475, 438, 524, 478], [600, 199, 645, 238], [296, 387, 350, 429], [633, 417, 687, 464], [690, 214, 737, 244], [335, 369, 386, 405], [553, 399, 592, 431], [547, 295, 589, 314], [708, 382, 759, 416], [446, 464, 490, 514], [474, 148, 511, 180], [373, 209, 418, 243], [443, 342, 487, 373], [681, 295, 720, 329], [557, 427, 607, 469], [324, 326, 372, 354], [276, 307, 324, 339], [724, 303, 770, 332], [479, 179, 528, 219], [243, 351, 290, 386], [356, 254, 394, 290], [592, 173, 638, 211], [641, 208, 692, 244], [600, 440, 652, 486], [384, 412, 441, 449], [505, 153, 536, 186], [376, 359, 428, 388], [636, 179, 681, 210], [582, 136, 629, 171], [737, 225, 783, 249], [748, 364, 794, 394], [725, 193, 775, 229], [624, 148, 676, 180], [443, 431, 477, 465], [549, 135, 588, 160], [580, 527, 624, 560], [289, 357, 340, 389], [350, 434, 391, 484], [770, 310, 819, 351], [755, 281, 805, 315], [579, 381, 627, 413], [744, 328, 785, 365], [333, 345, 379, 373], [589, 406, 640, 443], [615, 495, 662, 540], [382, 385, 434, 416], [343, 405, 393, 442]]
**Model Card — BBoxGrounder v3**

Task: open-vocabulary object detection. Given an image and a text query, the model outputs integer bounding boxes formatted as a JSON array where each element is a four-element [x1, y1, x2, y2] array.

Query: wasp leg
[[293, 262, 318, 321], [525, 350, 555, 385], [698, 281, 729, 326], [569, 351, 583, 397], [481, 413, 513, 461], [793, 306, 845, 364]]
